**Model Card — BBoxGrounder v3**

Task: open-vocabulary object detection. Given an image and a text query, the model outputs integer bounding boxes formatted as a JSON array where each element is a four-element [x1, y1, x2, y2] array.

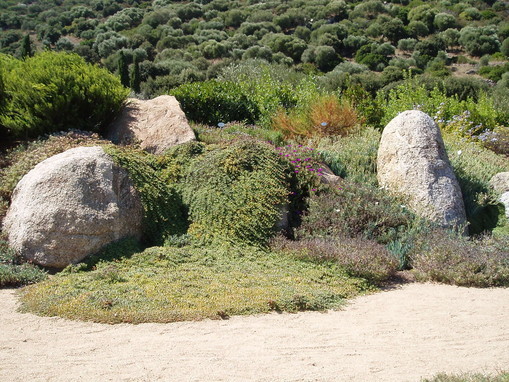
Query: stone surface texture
[[3, 146, 143, 268], [107, 95, 195, 155], [501, 192, 509, 219], [377, 110, 467, 230], [489, 172, 509, 218], [489, 172, 509, 194]]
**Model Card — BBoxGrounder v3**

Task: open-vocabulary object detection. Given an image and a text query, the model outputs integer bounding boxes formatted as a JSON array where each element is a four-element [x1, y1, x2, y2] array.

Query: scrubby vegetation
[[0, 240, 46, 287], [20, 239, 371, 323], [0, 1, 508, 324], [422, 371, 509, 382], [0, 52, 128, 141], [1, 0, 508, 101]]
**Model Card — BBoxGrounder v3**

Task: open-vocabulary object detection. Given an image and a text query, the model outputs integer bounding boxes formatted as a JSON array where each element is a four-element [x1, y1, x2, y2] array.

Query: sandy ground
[[1, 283, 508, 382]]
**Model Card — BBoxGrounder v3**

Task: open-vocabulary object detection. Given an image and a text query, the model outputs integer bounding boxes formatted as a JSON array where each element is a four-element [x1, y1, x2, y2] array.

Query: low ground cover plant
[[422, 371, 509, 382], [19, 241, 372, 323], [0, 240, 46, 287]]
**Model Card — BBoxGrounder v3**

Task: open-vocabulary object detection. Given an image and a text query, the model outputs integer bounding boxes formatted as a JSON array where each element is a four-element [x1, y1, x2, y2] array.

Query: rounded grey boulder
[[377, 110, 467, 230], [2, 146, 143, 268]]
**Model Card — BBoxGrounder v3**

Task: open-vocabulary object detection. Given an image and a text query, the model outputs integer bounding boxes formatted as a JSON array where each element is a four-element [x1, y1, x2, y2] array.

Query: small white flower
[[335, 209, 340, 212], [457, 150, 462, 155]]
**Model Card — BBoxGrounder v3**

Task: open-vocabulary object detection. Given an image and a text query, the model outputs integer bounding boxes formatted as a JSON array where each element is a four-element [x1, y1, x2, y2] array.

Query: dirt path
[[1, 283, 508, 382]]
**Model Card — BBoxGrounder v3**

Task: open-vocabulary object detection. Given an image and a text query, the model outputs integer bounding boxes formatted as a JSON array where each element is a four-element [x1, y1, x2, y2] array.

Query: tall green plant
[[0, 52, 129, 140], [20, 34, 33, 59]]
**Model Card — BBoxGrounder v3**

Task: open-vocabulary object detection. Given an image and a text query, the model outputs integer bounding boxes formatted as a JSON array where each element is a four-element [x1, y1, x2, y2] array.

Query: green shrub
[[153, 140, 206, 184], [181, 138, 290, 245], [296, 182, 418, 246], [170, 80, 259, 125], [309, 127, 381, 186], [479, 63, 509, 82], [0, 51, 128, 140], [103, 145, 189, 245], [192, 122, 285, 147], [444, 135, 509, 235], [0, 240, 47, 287], [380, 75, 506, 133], [480, 125, 509, 156]]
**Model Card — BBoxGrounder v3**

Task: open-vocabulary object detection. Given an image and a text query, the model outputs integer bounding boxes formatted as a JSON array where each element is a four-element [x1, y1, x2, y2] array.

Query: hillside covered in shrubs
[[1, 0, 509, 99]]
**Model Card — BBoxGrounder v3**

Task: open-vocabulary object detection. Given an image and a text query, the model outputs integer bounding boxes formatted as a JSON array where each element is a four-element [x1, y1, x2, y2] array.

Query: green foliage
[[502, 37, 509, 57], [117, 50, 130, 88], [422, 371, 509, 382], [172, 62, 309, 128], [297, 182, 418, 246], [19, 243, 370, 323], [20, 34, 32, 59], [181, 139, 290, 245], [444, 135, 509, 235], [479, 63, 509, 82], [310, 127, 381, 185], [0, 51, 129, 140], [459, 26, 501, 56], [170, 80, 258, 125], [103, 145, 189, 245], [380, 74, 507, 132], [130, 56, 141, 93], [0, 240, 47, 287], [192, 122, 285, 147]]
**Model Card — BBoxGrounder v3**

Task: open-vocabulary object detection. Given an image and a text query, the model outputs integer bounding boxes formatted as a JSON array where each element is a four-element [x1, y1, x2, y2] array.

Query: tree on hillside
[[131, 57, 141, 93], [118, 50, 130, 88], [20, 34, 33, 59]]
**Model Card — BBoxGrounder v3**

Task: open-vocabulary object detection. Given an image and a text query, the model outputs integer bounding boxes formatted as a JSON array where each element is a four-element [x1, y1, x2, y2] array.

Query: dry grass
[[272, 95, 359, 138]]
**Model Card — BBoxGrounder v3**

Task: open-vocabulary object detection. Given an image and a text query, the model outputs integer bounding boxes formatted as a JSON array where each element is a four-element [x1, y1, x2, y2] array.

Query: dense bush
[[170, 80, 258, 125], [0, 52, 128, 140], [296, 182, 417, 246], [444, 135, 509, 235], [103, 145, 189, 246], [181, 139, 290, 245]]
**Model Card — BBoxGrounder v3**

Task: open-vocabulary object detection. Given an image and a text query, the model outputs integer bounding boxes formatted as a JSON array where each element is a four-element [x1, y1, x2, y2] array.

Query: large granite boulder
[[3, 146, 143, 268], [107, 95, 195, 154], [377, 110, 467, 230], [489, 172, 509, 218]]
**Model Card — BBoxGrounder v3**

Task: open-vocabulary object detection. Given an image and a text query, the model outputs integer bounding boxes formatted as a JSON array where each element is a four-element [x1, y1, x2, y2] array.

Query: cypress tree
[[20, 35, 33, 59], [118, 51, 130, 88], [131, 57, 141, 94]]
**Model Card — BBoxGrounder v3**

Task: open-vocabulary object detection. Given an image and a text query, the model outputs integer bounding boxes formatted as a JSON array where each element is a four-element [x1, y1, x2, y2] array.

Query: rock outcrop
[[107, 95, 195, 155], [377, 110, 467, 230], [489, 172, 509, 218], [3, 146, 143, 268]]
